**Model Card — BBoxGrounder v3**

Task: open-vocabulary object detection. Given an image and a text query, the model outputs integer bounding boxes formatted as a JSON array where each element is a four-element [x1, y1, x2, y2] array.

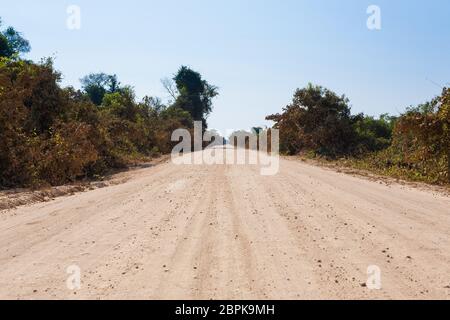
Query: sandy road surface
[[0, 149, 449, 300]]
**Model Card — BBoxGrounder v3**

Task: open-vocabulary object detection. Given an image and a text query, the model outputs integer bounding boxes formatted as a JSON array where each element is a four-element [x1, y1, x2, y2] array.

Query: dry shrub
[[37, 121, 98, 186], [0, 58, 194, 188]]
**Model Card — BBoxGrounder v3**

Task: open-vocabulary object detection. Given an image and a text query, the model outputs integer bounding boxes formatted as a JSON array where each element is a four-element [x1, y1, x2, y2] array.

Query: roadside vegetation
[[267, 84, 449, 185], [1, 18, 447, 188], [0, 19, 217, 188]]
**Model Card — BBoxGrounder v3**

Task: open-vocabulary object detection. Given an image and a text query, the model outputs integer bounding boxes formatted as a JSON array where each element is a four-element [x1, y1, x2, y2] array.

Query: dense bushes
[[267, 84, 449, 184], [0, 19, 219, 188], [37, 120, 98, 185], [359, 89, 449, 184], [0, 18, 30, 59], [267, 84, 393, 157], [0, 58, 195, 188]]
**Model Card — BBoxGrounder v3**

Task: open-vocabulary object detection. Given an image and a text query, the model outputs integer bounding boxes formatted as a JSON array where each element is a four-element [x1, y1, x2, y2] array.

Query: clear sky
[[2, 0, 449, 133]]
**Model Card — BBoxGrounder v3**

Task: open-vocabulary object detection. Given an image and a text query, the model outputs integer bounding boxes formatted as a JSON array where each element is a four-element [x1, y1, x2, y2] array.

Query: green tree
[[80, 73, 120, 105], [352, 113, 395, 153], [267, 84, 357, 157], [252, 127, 264, 150], [172, 66, 218, 128], [252, 127, 263, 135], [102, 86, 139, 121], [0, 18, 30, 58]]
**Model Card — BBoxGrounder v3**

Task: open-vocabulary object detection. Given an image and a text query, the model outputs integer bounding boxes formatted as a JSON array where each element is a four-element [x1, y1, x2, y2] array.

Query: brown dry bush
[[36, 121, 98, 186], [383, 88, 449, 184], [268, 84, 449, 185], [0, 58, 194, 188]]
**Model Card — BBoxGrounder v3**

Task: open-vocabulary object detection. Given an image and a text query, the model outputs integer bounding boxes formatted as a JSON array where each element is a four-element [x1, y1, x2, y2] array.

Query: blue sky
[[2, 0, 449, 133]]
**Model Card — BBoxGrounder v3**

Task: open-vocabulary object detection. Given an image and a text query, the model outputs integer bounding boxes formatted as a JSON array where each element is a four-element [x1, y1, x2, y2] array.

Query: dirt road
[[0, 149, 449, 299]]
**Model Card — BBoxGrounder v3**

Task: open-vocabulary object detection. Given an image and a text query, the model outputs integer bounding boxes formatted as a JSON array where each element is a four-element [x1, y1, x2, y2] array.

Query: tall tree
[[0, 18, 31, 58], [171, 66, 218, 128]]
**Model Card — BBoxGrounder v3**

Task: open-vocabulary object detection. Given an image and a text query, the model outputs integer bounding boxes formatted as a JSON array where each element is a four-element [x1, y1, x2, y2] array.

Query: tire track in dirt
[[0, 150, 449, 299], [267, 160, 449, 299]]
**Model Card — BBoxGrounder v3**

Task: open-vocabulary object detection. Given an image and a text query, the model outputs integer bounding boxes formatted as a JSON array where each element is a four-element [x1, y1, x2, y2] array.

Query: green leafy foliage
[[267, 84, 385, 157], [172, 66, 218, 128], [80, 73, 120, 106], [352, 113, 395, 153], [0, 19, 30, 58]]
